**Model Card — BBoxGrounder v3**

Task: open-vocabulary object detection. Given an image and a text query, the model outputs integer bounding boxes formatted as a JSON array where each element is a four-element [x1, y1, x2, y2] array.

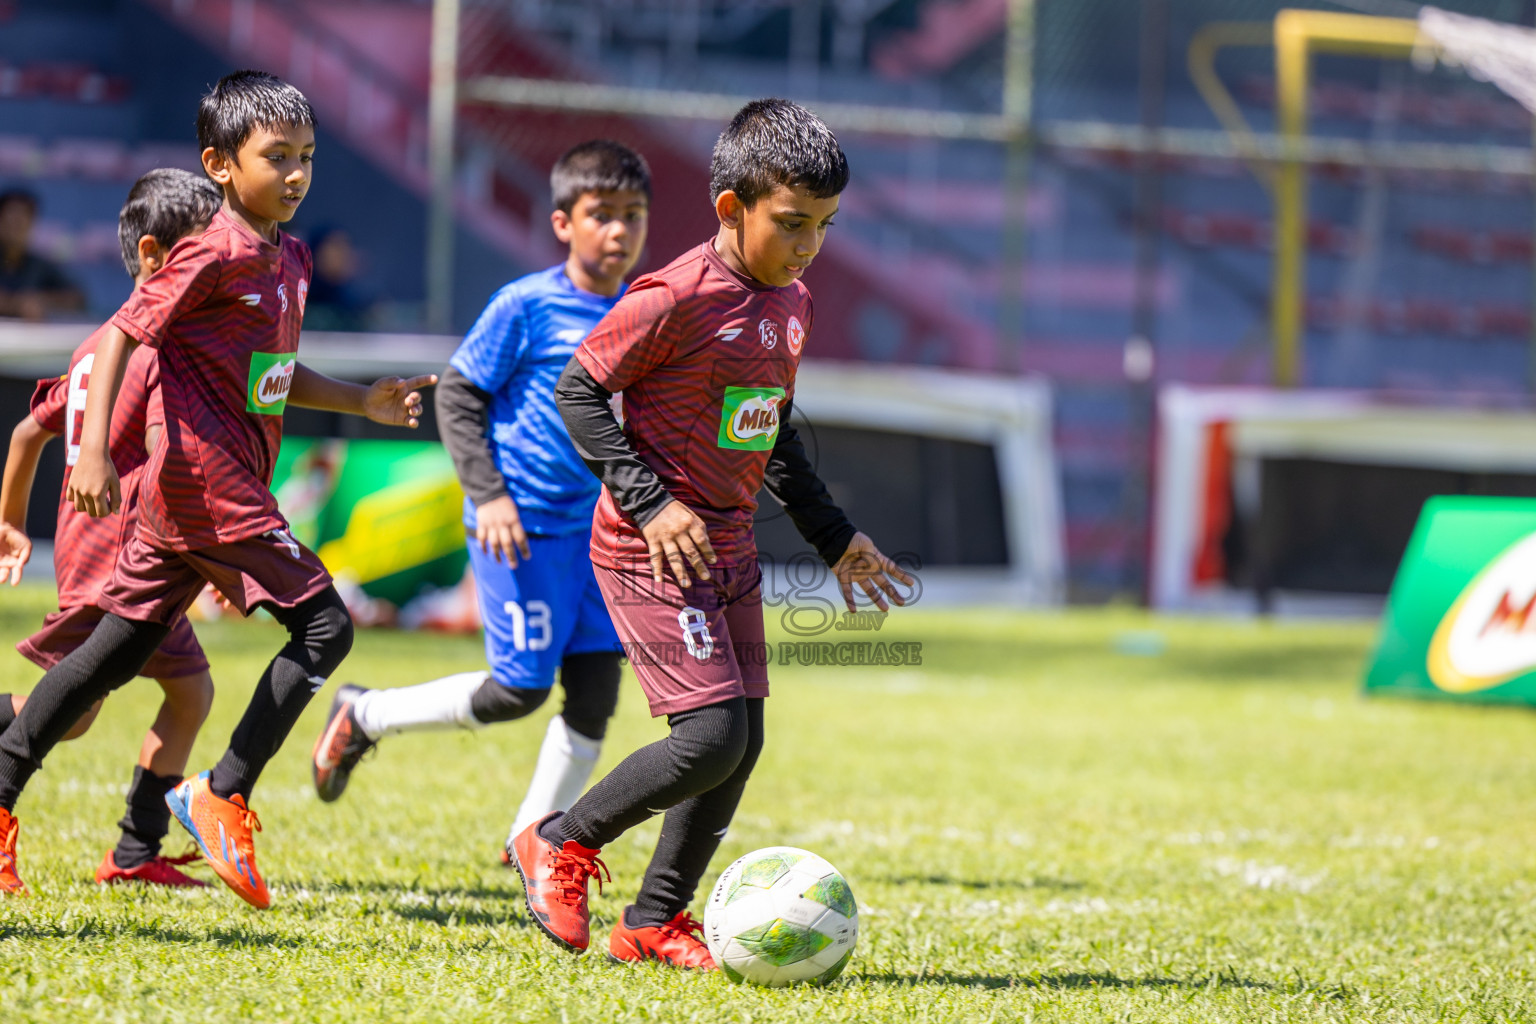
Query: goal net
[[1418, 6, 1536, 114]]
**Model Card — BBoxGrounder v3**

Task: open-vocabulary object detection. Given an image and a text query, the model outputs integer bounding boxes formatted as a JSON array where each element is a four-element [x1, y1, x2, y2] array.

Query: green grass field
[[2, 585, 1534, 1022]]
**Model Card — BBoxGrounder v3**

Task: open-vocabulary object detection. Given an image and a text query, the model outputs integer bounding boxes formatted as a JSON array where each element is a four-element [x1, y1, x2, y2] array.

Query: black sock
[[559, 696, 761, 890], [631, 698, 764, 924], [209, 588, 353, 801], [0, 615, 167, 811], [0, 694, 15, 735], [113, 766, 181, 868], [538, 813, 567, 849]]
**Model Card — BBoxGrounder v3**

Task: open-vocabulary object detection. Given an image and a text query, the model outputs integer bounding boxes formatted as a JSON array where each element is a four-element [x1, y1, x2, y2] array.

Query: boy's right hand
[[476, 495, 531, 568], [0, 523, 31, 586], [67, 449, 121, 518], [640, 500, 716, 586]]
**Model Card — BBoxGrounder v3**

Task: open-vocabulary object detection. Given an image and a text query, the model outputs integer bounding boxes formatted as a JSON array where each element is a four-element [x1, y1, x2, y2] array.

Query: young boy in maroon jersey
[[510, 99, 912, 966], [0, 70, 434, 907], [0, 168, 221, 888]]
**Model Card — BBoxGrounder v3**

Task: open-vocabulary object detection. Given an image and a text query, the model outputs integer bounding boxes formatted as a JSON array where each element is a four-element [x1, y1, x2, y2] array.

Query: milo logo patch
[[1427, 530, 1536, 693], [718, 386, 785, 451], [247, 351, 296, 415]]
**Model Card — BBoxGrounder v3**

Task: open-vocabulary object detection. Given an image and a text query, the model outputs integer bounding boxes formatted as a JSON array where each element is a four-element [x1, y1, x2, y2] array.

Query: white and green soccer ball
[[704, 846, 858, 987]]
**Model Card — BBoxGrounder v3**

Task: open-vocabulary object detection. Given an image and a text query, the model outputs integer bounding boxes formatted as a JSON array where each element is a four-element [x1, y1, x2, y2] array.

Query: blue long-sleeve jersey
[[449, 265, 625, 536]]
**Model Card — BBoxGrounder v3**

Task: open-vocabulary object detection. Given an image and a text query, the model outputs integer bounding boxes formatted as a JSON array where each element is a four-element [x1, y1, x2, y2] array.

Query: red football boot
[[608, 910, 717, 969], [95, 848, 207, 888], [509, 813, 609, 953], [0, 807, 25, 895]]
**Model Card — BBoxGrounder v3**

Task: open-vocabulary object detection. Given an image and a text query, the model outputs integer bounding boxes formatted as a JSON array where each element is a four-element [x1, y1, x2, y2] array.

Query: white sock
[[352, 671, 489, 740], [509, 715, 602, 840]]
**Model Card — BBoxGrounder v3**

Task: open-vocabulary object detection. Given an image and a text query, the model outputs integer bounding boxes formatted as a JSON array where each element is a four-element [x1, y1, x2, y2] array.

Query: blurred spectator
[[305, 224, 376, 331], [0, 188, 85, 321]]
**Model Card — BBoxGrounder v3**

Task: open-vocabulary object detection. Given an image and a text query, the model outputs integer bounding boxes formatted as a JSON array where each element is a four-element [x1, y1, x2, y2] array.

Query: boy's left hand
[[831, 532, 914, 613], [364, 374, 438, 428], [0, 522, 32, 586]]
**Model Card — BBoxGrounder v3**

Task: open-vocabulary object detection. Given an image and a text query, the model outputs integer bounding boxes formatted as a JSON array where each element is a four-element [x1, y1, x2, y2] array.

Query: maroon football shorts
[[595, 560, 769, 717], [18, 604, 210, 679], [96, 525, 333, 626]]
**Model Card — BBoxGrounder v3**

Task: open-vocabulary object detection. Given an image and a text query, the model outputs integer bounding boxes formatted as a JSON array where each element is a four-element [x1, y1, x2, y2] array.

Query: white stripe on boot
[[509, 714, 602, 839], [351, 671, 489, 740]]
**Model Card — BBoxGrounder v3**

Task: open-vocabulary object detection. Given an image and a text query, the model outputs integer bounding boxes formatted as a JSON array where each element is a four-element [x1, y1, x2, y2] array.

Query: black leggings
[[209, 589, 353, 798], [554, 696, 764, 923], [0, 613, 169, 808], [0, 589, 352, 810]]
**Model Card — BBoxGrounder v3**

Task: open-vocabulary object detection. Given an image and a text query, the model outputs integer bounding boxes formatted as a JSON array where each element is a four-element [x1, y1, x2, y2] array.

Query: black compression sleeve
[[554, 357, 674, 528], [435, 365, 507, 508], [764, 400, 858, 566]]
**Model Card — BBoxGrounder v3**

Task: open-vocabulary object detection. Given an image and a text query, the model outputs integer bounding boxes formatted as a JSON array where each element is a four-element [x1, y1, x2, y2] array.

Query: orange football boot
[[165, 772, 269, 908], [0, 807, 25, 895]]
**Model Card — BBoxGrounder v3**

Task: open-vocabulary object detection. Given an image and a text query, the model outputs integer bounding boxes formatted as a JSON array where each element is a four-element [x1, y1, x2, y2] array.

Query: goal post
[[1271, 10, 1423, 388]]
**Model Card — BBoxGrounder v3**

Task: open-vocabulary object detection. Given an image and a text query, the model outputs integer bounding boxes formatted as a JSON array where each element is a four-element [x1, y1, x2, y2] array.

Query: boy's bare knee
[[156, 671, 216, 722], [61, 698, 105, 741]]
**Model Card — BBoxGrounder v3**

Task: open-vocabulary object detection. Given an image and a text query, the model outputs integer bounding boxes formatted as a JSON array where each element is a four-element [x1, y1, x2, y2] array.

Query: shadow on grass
[[862, 970, 1275, 992], [306, 878, 535, 930], [391, 904, 531, 928], [316, 878, 520, 903], [0, 920, 307, 949], [879, 873, 1084, 892]]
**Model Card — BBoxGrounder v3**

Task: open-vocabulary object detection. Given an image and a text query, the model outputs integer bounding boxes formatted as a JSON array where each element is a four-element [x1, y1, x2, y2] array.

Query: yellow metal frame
[[1271, 10, 1422, 386], [1188, 21, 1277, 192]]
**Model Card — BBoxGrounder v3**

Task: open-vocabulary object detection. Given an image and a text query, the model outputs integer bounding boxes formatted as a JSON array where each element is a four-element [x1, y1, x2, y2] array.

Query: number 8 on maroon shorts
[[594, 561, 769, 717]]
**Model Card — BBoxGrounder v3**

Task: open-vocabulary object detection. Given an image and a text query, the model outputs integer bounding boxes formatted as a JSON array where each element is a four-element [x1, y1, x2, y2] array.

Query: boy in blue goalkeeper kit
[[312, 141, 649, 849]]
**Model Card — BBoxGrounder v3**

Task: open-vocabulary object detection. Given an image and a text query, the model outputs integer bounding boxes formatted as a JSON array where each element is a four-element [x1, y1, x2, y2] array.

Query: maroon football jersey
[[576, 241, 813, 570], [109, 208, 312, 550], [29, 326, 164, 608]]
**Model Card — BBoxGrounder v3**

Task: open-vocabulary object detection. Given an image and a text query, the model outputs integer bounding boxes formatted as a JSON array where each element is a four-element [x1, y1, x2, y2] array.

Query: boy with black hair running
[[0, 168, 221, 888], [0, 70, 433, 907], [312, 140, 650, 853], [511, 98, 912, 967]]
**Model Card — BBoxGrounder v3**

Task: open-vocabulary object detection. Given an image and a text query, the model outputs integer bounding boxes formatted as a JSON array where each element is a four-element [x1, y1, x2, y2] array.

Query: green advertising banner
[[1365, 496, 1536, 705], [271, 439, 467, 607]]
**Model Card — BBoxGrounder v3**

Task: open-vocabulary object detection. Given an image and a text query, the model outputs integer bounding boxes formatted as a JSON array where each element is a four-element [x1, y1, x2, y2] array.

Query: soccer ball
[[704, 846, 858, 987]]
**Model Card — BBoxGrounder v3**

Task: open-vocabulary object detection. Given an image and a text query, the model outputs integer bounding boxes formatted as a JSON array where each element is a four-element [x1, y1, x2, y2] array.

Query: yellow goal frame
[[1271, 9, 1423, 387]]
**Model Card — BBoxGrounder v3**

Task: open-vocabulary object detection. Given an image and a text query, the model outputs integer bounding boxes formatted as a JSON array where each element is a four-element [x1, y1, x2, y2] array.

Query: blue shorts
[[469, 531, 621, 690]]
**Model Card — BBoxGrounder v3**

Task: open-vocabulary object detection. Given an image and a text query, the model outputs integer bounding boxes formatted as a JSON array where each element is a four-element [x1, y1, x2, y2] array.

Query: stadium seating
[[3, 0, 1530, 591]]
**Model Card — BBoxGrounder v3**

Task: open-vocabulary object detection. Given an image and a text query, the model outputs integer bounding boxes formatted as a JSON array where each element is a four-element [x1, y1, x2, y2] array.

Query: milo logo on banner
[[1426, 532, 1536, 692], [247, 352, 296, 415], [718, 386, 784, 451], [1365, 496, 1536, 706]]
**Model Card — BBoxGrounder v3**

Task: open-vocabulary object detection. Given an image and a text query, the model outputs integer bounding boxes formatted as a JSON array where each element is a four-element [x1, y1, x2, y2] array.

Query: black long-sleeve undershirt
[[554, 358, 858, 567], [435, 364, 507, 508]]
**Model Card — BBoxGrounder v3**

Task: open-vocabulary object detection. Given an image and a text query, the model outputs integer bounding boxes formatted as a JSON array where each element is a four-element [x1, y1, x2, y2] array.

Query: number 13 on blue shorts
[[467, 532, 621, 691]]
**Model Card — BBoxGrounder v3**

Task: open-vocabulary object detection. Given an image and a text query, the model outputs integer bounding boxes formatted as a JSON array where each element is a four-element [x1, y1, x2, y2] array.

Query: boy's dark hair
[[550, 140, 652, 213], [0, 188, 38, 216], [118, 169, 222, 276], [196, 69, 316, 161], [709, 99, 849, 207]]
